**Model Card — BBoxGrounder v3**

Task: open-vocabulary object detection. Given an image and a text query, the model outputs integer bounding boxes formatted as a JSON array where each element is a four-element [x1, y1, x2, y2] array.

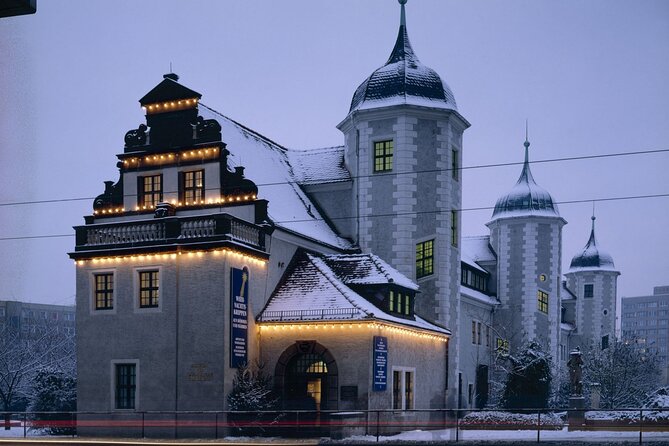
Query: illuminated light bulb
[[171, 254, 177, 259], [190, 151, 195, 155], [197, 151, 202, 155], [178, 202, 182, 206], [93, 211, 98, 215], [169, 154, 174, 158], [171, 200, 176, 205], [236, 197, 241, 201], [160, 155, 164, 160], [171, 102, 175, 106]]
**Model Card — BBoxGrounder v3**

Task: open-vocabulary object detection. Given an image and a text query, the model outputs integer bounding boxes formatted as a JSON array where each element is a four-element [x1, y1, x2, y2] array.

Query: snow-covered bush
[[460, 411, 563, 430], [227, 362, 280, 435], [499, 340, 552, 409], [28, 368, 76, 435]]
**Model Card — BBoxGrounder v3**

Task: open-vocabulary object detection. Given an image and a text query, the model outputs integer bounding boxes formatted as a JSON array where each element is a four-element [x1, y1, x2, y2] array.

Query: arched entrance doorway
[[275, 341, 338, 411]]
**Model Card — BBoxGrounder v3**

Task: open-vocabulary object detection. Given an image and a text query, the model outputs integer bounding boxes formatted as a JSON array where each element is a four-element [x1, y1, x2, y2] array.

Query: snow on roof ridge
[[307, 254, 372, 318], [291, 145, 345, 154], [199, 103, 288, 152]]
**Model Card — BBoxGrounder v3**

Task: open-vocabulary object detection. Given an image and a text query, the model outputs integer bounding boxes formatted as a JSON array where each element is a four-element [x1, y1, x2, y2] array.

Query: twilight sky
[[1, 0, 667, 310]]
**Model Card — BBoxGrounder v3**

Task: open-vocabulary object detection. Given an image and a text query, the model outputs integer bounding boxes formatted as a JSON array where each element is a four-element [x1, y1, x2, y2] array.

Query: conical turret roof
[[569, 216, 617, 272], [349, 1, 458, 113], [491, 140, 560, 220]]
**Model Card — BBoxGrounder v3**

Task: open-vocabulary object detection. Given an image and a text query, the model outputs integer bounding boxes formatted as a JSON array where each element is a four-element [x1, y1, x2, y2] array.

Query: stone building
[[71, 1, 620, 429]]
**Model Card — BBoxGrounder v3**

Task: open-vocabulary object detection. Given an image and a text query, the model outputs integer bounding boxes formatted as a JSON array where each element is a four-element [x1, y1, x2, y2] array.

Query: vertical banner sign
[[373, 336, 388, 391], [230, 267, 249, 368]]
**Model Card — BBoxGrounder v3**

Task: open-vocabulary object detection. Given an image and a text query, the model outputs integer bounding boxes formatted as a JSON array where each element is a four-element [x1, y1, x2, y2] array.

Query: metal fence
[[2, 408, 669, 443]]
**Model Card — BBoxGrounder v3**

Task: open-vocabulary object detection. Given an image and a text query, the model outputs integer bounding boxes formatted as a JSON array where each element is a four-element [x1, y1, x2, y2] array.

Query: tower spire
[[523, 120, 530, 164], [399, 0, 407, 27]]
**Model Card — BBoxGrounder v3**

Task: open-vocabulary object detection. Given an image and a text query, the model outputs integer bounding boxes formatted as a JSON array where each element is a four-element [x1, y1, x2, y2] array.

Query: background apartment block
[[621, 286, 669, 384]]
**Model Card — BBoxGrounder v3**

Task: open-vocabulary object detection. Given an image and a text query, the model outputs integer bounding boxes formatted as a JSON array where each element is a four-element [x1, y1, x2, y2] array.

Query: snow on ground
[[340, 427, 669, 443]]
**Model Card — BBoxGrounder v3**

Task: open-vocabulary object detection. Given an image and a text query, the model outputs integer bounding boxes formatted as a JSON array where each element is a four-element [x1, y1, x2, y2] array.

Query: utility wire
[[0, 148, 667, 208], [1, 192, 667, 242]]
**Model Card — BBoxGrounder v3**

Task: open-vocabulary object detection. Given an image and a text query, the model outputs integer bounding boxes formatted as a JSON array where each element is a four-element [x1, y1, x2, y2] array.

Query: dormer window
[[387, 289, 413, 317], [139, 174, 163, 208]]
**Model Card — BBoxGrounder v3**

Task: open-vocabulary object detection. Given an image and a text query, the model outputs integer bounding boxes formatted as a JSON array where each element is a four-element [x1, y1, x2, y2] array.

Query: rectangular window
[[452, 149, 459, 181], [139, 271, 159, 308], [373, 140, 393, 172], [486, 325, 490, 347], [181, 170, 205, 204], [416, 239, 434, 278], [537, 290, 549, 314], [392, 370, 401, 410], [584, 284, 594, 298], [404, 296, 410, 316], [468, 383, 474, 406], [601, 335, 609, 350], [94, 273, 114, 310], [451, 211, 458, 246], [472, 320, 476, 344], [392, 368, 415, 410], [115, 364, 136, 409], [397, 293, 403, 314], [496, 338, 509, 353], [404, 371, 414, 410], [389, 290, 395, 312], [477, 322, 482, 345], [139, 174, 162, 208]]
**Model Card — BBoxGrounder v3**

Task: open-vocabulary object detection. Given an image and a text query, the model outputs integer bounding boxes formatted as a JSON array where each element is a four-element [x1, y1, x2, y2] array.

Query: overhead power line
[[1, 192, 667, 242], [0, 147, 667, 209]]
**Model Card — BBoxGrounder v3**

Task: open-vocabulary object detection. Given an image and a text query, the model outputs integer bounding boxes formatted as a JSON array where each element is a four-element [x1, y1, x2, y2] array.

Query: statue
[[567, 347, 584, 396]]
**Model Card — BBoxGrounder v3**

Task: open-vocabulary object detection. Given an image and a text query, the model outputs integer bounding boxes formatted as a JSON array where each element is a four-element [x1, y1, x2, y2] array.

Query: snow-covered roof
[[490, 141, 560, 221], [258, 251, 449, 335], [568, 216, 618, 273], [560, 322, 576, 332], [198, 104, 353, 251], [461, 235, 495, 272], [460, 285, 499, 307], [321, 253, 419, 291], [348, 8, 457, 114], [562, 281, 577, 301], [286, 146, 350, 185]]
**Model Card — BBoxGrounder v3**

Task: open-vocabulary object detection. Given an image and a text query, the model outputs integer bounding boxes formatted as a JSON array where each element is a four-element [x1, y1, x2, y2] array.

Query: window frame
[[584, 284, 594, 299], [180, 169, 205, 205], [94, 272, 115, 311], [392, 366, 415, 411], [451, 211, 458, 247], [415, 239, 435, 279], [373, 140, 394, 173], [451, 148, 459, 181], [537, 290, 549, 314], [111, 360, 139, 411], [134, 267, 162, 312], [138, 174, 163, 208], [89, 269, 116, 315]]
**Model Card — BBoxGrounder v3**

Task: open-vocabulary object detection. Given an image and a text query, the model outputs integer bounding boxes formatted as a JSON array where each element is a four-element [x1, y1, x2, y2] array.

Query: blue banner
[[230, 267, 249, 368], [373, 336, 387, 391]]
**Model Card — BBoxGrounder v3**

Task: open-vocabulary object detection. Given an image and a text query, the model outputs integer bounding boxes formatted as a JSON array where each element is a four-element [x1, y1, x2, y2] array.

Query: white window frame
[[392, 366, 416, 411], [89, 269, 117, 315], [133, 266, 163, 313], [111, 359, 139, 411]]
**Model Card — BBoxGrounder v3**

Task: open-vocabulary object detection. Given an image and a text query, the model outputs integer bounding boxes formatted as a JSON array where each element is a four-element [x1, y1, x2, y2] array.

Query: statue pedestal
[[568, 397, 585, 430]]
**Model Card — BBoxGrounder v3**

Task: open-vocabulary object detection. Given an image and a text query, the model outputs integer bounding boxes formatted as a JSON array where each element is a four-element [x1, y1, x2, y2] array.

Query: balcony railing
[[74, 214, 265, 252], [258, 308, 362, 322]]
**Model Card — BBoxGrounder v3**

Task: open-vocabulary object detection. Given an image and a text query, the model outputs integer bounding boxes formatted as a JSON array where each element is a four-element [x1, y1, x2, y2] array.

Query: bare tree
[[584, 338, 661, 409], [0, 321, 75, 413]]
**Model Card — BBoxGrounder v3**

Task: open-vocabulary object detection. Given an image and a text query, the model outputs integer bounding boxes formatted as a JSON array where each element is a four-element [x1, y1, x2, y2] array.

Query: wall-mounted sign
[[230, 267, 249, 368], [373, 336, 387, 391], [188, 363, 213, 382]]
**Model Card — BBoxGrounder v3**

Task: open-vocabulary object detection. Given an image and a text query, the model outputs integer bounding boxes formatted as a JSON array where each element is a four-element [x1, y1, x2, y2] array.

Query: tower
[[487, 138, 566, 361], [336, 0, 469, 406], [565, 214, 619, 350]]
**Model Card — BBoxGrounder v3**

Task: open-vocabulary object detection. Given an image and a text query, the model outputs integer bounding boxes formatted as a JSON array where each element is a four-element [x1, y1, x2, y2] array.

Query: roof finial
[[591, 201, 596, 228], [524, 119, 530, 164], [399, 0, 407, 27]]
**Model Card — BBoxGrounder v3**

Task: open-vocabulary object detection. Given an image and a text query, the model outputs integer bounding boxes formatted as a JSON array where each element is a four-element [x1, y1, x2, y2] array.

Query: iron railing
[[3, 408, 669, 443]]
